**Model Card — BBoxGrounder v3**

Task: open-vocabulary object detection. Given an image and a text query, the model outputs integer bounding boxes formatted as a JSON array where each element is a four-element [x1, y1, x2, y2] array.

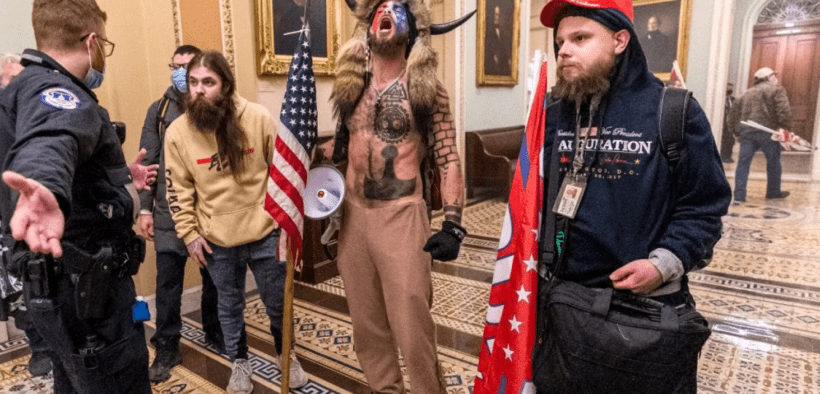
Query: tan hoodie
[[164, 95, 278, 247]]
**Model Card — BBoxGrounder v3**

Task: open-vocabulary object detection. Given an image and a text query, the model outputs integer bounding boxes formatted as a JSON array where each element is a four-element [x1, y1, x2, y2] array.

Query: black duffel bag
[[532, 278, 711, 394]]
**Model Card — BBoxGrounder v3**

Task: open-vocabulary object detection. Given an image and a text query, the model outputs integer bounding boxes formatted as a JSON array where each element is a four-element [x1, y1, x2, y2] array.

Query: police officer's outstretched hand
[[187, 235, 212, 268], [130, 148, 159, 191], [2, 171, 65, 257]]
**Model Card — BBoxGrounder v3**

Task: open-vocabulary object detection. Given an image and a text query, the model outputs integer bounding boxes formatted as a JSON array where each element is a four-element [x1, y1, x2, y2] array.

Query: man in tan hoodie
[[163, 51, 308, 394]]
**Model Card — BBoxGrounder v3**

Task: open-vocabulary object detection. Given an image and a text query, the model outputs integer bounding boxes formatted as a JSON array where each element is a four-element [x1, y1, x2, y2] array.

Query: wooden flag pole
[[280, 245, 296, 392]]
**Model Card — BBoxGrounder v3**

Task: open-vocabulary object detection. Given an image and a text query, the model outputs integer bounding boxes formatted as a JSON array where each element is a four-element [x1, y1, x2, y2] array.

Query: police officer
[[0, 0, 156, 392]]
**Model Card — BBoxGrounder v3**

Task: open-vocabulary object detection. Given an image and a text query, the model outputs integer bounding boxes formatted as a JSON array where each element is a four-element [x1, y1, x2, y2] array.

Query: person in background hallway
[[139, 44, 225, 384], [163, 51, 308, 394], [720, 83, 736, 163], [729, 67, 791, 202], [532, 0, 731, 392], [1, 54, 24, 89], [0, 0, 158, 392], [0, 53, 53, 378]]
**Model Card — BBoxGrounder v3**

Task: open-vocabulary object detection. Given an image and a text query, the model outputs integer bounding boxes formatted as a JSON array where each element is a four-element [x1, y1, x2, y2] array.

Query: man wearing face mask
[[0, 0, 155, 392], [138, 45, 225, 383]]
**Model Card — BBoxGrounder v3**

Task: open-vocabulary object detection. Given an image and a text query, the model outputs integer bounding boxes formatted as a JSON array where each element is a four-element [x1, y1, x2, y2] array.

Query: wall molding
[[220, 0, 236, 72], [172, 0, 182, 47]]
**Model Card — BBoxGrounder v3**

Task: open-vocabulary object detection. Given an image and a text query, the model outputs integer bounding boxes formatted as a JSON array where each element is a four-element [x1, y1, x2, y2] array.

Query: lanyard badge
[[553, 115, 591, 219]]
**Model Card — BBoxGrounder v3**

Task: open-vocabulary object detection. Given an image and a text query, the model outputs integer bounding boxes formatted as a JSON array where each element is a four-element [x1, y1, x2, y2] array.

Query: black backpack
[[658, 87, 691, 170]]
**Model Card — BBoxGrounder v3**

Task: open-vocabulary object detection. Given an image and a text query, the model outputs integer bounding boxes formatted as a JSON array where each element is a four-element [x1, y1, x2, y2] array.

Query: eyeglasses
[[80, 34, 115, 57], [168, 63, 188, 71]]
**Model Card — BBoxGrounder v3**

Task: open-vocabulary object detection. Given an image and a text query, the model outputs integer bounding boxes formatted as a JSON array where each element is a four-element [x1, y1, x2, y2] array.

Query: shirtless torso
[[344, 73, 464, 222]]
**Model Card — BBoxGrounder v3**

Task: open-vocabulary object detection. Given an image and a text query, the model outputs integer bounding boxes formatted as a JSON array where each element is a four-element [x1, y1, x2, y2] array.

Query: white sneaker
[[275, 353, 309, 388], [227, 358, 253, 394]]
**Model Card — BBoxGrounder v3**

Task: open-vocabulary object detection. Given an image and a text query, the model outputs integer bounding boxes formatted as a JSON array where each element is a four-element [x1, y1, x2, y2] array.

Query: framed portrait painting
[[254, 0, 341, 76], [477, 0, 520, 86], [633, 0, 692, 80]]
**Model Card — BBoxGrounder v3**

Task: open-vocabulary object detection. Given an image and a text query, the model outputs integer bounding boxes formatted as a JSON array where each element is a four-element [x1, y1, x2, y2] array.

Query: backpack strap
[[658, 87, 691, 169], [156, 96, 172, 139]]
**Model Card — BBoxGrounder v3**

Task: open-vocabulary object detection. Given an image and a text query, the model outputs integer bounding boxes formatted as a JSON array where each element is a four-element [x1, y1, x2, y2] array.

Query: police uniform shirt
[[0, 49, 135, 243]]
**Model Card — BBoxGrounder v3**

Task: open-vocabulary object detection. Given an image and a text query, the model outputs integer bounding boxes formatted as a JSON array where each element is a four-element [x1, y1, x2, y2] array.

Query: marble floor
[[0, 177, 818, 393]]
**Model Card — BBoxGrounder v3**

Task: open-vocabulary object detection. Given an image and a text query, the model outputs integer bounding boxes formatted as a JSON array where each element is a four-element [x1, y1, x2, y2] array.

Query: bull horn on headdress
[[430, 10, 476, 35]]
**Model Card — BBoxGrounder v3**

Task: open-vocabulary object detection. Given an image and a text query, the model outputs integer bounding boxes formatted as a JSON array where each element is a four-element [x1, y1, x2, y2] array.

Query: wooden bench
[[465, 125, 525, 199]]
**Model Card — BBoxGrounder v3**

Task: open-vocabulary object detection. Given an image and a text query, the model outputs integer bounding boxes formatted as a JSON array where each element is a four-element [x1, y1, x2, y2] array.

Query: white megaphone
[[304, 165, 346, 220]]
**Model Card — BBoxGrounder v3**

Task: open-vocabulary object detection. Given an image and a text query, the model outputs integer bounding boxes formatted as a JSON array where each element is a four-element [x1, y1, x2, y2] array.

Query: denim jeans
[[151, 251, 221, 348], [734, 129, 782, 200], [205, 229, 285, 360]]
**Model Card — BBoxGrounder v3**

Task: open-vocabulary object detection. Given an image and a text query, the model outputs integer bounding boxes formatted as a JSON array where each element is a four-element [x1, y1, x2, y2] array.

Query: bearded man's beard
[[368, 29, 409, 58], [552, 55, 615, 104], [186, 94, 248, 177], [187, 95, 230, 132]]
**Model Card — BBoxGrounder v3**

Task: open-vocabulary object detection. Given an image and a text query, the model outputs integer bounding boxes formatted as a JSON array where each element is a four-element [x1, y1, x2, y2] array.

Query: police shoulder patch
[[40, 88, 81, 110]]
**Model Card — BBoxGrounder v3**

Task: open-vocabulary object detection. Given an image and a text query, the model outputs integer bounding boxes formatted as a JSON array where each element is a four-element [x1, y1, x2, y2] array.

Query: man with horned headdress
[[324, 1, 473, 392]]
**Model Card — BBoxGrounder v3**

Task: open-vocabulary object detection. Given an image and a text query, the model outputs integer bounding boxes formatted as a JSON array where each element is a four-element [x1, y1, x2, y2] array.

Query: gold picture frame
[[633, 0, 691, 81], [253, 0, 341, 76], [476, 0, 520, 86]]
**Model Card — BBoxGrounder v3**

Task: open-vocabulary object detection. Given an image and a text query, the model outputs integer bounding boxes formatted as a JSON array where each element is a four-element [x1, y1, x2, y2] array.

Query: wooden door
[[751, 21, 820, 143]]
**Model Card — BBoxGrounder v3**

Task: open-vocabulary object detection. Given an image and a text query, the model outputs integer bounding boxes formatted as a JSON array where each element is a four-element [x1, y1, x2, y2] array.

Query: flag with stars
[[265, 32, 318, 270], [474, 60, 548, 394]]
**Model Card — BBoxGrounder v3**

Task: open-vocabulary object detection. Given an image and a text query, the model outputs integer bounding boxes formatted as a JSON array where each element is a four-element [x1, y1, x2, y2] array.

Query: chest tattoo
[[364, 145, 416, 200], [374, 82, 411, 144]]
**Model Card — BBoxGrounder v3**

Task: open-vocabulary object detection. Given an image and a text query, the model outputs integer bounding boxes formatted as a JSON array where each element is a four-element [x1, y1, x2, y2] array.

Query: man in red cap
[[531, 1, 730, 392]]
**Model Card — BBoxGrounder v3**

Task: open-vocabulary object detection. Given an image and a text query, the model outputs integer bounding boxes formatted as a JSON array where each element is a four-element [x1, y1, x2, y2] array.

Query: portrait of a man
[[483, 0, 512, 76], [634, 0, 682, 74], [273, 0, 328, 57]]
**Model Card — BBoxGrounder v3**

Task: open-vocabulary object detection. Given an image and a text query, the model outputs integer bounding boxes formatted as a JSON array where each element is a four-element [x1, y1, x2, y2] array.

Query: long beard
[[187, 95, 230, 132], [552, 55, 614, 104], [368, 30, 408, 58]]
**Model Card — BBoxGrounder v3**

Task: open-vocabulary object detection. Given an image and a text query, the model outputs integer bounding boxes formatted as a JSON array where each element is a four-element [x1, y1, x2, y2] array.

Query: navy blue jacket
[[0, 49, 135, 246], [544, 12, 732, 290]]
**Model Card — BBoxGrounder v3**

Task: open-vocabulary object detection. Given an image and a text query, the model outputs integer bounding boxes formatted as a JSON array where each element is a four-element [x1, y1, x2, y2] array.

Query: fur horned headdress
[[330, 0, 475, 127]]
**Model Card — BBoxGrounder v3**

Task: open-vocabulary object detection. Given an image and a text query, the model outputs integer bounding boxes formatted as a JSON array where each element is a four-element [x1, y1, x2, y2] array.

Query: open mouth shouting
[[370, 1, 410, 39]]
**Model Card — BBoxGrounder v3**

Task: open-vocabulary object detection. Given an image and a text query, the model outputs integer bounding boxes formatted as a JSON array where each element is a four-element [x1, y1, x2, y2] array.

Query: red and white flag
[[669, 60, 687, 88], [265, 32, 318, 269], [474, 60, 548, 394]]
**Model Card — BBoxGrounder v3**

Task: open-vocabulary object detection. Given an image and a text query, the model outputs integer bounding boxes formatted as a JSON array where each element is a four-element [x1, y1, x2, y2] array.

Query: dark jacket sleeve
[[8, 81, 102, 214], [138, 100, 161, 212], [655, 98, 732, 273], [772, 86, 792, 130]]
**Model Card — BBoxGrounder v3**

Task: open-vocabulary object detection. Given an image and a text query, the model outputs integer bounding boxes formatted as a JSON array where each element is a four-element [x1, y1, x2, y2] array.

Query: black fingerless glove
[[423, 221, 467, 261]]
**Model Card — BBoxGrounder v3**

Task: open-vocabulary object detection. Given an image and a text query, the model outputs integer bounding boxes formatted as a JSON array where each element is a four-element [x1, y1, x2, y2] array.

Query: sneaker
[[227, 358, 253, 394], [28, 351, 52, 377], [275, 353, 309, 388], [148, 346, 181, 383], [766, 191, 790, 199]]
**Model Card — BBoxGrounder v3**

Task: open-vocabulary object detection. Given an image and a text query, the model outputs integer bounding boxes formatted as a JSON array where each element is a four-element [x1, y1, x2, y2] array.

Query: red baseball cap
[[540, 0, 634, 28]]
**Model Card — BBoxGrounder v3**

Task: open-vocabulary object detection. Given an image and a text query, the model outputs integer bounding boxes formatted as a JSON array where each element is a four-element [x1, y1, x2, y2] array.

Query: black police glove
[[423, 221, 467, 261]]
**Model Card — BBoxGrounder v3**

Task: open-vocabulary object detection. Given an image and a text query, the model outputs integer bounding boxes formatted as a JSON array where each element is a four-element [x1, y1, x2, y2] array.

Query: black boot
[[28, 351, 53, 377], [149, 340, 181, 383]]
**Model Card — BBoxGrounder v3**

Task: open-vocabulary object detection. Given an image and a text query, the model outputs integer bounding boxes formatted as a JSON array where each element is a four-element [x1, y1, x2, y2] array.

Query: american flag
[[474, 60, 548, 394], [265, 32, 318, 269]]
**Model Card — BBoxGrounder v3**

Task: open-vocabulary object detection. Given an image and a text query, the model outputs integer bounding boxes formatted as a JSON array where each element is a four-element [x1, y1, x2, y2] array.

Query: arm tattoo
[[444, 205, 463, 224], [433, 87, 459, 171]]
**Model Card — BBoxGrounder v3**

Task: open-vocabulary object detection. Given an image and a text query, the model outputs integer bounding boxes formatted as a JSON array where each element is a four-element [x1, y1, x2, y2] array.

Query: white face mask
[[84, 38, 105, 89]]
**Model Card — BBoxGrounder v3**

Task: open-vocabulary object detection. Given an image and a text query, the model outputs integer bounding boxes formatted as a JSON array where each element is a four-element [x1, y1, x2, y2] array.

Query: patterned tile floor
[[1, 178, 819, 394]]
